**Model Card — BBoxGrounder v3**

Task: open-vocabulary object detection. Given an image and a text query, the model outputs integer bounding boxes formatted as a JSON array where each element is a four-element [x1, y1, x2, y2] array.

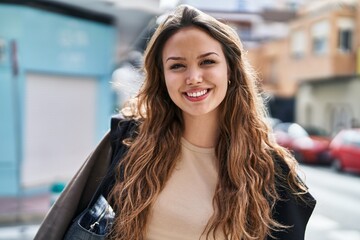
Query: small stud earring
[[228, 80, 231, 85]]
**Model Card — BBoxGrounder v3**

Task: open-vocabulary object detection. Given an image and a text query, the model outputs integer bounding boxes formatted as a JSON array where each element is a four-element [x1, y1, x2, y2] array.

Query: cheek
[[164, 70, 182, 85], [208, 67, 228, 87], [164, 74, 172, 89], [214, 69, 229, 99], [164, 74, 180, 98], [163, 71, 171, 87]]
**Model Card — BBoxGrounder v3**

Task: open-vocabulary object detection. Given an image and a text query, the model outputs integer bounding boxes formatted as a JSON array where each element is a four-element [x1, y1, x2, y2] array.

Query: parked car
[[273, 123, 331, 164], [303, 125, 330, 138], [329, 128, 360, 173]]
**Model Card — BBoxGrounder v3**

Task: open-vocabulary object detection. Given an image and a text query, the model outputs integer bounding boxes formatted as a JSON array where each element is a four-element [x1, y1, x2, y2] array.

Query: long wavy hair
[[109, 5, 306, 240]]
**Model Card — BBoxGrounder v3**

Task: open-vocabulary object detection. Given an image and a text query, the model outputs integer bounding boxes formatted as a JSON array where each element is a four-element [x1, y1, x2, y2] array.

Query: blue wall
[[0, 4, 117, 196]]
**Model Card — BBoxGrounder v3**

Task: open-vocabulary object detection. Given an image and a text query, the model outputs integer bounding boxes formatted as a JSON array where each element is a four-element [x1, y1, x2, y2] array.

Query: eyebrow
[[165, 52, 219, 63]]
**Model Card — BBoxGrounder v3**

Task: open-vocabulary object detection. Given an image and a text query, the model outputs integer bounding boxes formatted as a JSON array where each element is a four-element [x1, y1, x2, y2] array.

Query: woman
[[108, 4, 315, 240]]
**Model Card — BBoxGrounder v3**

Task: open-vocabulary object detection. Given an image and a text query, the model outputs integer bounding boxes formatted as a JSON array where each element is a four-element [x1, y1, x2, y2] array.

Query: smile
[[185, 89, 208, 98]]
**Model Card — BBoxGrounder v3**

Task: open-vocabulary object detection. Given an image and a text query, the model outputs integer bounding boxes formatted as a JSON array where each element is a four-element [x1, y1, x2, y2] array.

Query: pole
[[11, 39, 22, 222]]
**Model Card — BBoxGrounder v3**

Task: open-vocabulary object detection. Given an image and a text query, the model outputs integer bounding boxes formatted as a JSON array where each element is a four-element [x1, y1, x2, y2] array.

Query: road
[[301, 164, 360, 240], [0, 165, 359, 240]]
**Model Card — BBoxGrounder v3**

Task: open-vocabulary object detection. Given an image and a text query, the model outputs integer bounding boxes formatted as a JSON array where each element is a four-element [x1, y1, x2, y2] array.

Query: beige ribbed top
[[145, 138, 224, 240]]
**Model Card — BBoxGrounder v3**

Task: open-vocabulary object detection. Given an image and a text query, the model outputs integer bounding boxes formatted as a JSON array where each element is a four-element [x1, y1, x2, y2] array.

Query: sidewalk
[[0, 224, 39, 240], [0, 193, 50, 225]]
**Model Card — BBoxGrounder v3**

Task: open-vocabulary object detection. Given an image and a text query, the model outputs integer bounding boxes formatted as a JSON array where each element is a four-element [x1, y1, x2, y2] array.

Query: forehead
[[162, 26, 224, 58]]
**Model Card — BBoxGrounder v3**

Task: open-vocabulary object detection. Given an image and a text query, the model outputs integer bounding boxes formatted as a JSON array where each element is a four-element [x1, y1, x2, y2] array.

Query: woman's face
[[162, 26, 229, 119]]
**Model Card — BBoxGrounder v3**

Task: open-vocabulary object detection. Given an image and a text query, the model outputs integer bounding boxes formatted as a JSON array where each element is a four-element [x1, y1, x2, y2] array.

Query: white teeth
[[186, 90, 208, 97]]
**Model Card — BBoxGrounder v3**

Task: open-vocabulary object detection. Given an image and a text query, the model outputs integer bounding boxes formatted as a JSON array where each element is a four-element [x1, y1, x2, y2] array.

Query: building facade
[[248, 0, 360, 133], [0, 1, 117, 196]]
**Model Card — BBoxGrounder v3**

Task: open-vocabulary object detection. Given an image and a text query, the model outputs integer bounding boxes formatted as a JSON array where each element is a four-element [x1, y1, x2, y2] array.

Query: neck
[[182, 113, 220, 148]]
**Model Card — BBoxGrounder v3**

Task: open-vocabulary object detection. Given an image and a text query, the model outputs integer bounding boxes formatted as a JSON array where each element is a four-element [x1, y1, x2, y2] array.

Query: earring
[[228, 80, 231, 85]]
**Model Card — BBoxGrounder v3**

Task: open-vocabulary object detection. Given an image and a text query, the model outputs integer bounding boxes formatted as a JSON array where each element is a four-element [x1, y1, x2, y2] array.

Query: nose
[[186, 67, 203, 85]]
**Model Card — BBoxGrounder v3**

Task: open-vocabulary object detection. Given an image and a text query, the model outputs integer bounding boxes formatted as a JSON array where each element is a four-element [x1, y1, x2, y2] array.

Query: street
[[302, 164, 360, 240], [0, 165, 359, 240]]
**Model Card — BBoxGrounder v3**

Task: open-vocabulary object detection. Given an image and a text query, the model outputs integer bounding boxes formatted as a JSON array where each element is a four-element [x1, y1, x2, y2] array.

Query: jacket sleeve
[[34, 133, 112, 240]]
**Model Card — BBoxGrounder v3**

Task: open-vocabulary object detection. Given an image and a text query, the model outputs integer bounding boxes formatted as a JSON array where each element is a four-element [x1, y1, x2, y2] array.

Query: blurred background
[[0, 0, 359, 239]]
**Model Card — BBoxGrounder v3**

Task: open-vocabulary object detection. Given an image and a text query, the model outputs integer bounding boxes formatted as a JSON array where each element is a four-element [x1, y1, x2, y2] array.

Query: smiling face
[[162, 27, 229, 120]]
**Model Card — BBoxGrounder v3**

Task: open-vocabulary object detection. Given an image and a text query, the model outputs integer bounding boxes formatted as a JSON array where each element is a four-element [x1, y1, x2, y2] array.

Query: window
[[311, 20, 330, 55], [338, 30, 352, 51], [337, 18, 354, 52], [290, 29, 306, 58], [343, 131, 360, 147]]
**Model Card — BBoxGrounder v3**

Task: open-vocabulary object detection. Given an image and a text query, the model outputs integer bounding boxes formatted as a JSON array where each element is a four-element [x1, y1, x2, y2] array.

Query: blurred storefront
[[297, 76, 360, 136], [0, 1, 117, 196]]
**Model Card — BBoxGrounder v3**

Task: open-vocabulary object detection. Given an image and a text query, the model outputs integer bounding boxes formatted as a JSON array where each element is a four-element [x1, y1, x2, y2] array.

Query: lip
[[183, 88, 210, 102]]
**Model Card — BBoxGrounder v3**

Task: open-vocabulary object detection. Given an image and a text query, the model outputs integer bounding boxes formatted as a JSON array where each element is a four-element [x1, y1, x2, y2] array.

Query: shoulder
[[110, 115, 139, 141], [271, 152, 313, 200], [110, 115, 140, 156], [111, 115, 139, 134], [103, 115, 140, 194], [269, 152, 316, 240]]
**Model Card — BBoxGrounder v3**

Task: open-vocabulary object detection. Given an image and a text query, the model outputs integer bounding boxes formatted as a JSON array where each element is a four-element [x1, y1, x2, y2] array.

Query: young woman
[[107, 4, 316, 240]]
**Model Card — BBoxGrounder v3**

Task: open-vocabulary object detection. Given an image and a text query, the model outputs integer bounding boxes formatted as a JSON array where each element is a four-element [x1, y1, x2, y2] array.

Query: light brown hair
[[109, 5, 306, 240]]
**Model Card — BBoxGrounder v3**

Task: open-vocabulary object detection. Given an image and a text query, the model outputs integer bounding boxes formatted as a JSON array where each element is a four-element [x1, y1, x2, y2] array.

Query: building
[[0, 1, 117, 196], [296, 0, 360, 134], [180, 0, 307, 12], [356, 0, 360, 72], [248, 0, 360, 133], [179, 0, 303, 49]]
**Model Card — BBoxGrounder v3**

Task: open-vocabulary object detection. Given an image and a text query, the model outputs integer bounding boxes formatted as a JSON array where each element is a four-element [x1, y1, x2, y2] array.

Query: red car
[[273, 123, 331, 164], [329, 129, 360, 173]]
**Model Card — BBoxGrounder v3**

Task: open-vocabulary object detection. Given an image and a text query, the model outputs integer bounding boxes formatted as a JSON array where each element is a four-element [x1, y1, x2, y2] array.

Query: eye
[[201, 59, 215, 65], [169, 63, 185, 70]]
